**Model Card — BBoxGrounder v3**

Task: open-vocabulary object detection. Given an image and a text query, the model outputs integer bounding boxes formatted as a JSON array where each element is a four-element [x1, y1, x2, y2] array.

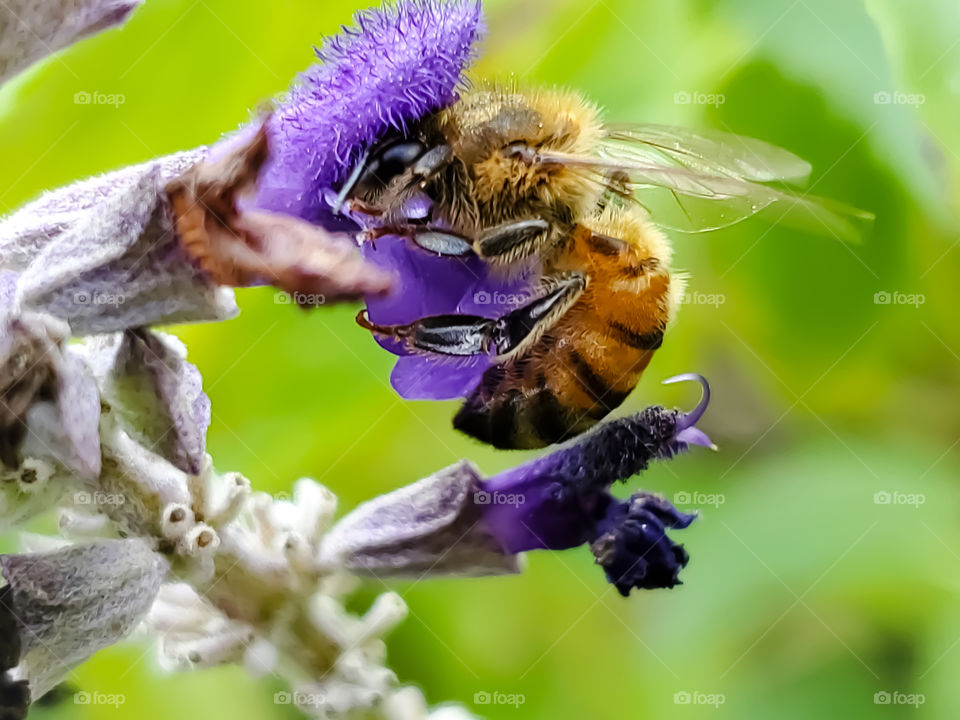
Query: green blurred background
[[2, 0, 960, 717]]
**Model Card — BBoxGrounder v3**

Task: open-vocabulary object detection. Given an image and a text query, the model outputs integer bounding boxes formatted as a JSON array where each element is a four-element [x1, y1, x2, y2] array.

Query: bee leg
[[388, 145, 454, 196], [475, 219, 551, 262], [359, 225, 475, 257], [355, 273, 584, 357], [357, 310, 497, 356], [410, 145, 453, 184]]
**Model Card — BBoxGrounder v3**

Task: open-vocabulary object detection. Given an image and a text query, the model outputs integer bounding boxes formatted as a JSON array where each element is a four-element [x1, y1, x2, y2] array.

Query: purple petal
[[361, 235, 538, 399], [390, 355, 490, 400], [251, 0, 485, 226]]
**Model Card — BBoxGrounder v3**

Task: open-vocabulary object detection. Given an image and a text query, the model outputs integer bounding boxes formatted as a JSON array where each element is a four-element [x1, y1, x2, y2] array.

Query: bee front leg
[[359, 224, 475, 257], [356, 273, 585, 358]]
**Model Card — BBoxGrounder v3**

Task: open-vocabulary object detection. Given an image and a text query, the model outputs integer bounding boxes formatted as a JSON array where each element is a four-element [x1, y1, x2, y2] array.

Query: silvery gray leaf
[[0, 538, 168, 701], [0, 149, 237, 334], [321, 461, 520, 578], [0, 0, 142, 86], [86, 330, 209, 474]]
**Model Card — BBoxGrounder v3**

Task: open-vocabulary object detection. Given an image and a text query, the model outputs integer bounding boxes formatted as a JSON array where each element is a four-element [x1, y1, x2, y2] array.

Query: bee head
[[457, 88, 604, 219]]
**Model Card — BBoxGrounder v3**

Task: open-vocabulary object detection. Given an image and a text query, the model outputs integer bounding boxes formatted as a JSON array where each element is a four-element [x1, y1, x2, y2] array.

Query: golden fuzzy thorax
[[436, 86, 605, 229]]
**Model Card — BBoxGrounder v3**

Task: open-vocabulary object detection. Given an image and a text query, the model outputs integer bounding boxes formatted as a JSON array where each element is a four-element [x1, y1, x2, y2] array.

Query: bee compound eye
[[360, 140, 428, 188]]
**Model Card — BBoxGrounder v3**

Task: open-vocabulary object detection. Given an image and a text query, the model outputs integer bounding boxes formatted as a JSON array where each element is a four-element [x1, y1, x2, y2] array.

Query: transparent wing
[[537, 125, 874, 242], [603, 123, 813, 185]]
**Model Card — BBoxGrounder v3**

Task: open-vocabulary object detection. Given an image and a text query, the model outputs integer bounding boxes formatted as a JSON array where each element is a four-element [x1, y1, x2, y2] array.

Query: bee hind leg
[[355, 273, 584, 358]]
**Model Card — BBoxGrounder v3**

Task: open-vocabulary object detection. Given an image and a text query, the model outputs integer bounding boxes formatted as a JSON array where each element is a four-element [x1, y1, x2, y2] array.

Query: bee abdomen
[[453, 347, 637, 449], [454, 384, 593, 450]]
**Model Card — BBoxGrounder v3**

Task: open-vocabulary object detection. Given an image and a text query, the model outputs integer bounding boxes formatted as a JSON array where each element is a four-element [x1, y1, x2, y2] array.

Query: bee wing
[[604, 123, 814, 185], [539, 125, 874, 242]]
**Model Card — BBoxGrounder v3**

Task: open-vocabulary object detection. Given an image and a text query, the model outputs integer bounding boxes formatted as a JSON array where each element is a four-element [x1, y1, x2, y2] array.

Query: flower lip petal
[[662, 373, 710, 431], [663, 372, 716, 450]]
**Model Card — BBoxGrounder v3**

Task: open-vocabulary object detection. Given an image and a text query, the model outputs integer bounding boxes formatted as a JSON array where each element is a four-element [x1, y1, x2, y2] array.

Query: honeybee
[[340, 87, 869, 449]]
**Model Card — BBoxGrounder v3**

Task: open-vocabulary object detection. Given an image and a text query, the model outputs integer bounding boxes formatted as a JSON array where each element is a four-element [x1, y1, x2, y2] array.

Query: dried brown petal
[[166, 121, 392, 305]]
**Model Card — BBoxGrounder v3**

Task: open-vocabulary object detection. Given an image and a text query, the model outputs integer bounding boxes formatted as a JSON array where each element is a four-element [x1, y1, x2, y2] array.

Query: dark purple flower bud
[[252, 0, 485, 227], [590, 492, 695, 596]]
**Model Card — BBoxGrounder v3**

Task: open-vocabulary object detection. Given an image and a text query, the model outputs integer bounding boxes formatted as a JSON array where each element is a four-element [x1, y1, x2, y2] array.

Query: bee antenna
[[662, 373, 710, 432]]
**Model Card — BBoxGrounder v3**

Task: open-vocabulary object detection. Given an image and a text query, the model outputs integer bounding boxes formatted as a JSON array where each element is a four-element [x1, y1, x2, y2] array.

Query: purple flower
[[476, 375, 710, 595], [252, 0, 485, 228], [324, 375, 712, 595], [361, 235, 537, 399]]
